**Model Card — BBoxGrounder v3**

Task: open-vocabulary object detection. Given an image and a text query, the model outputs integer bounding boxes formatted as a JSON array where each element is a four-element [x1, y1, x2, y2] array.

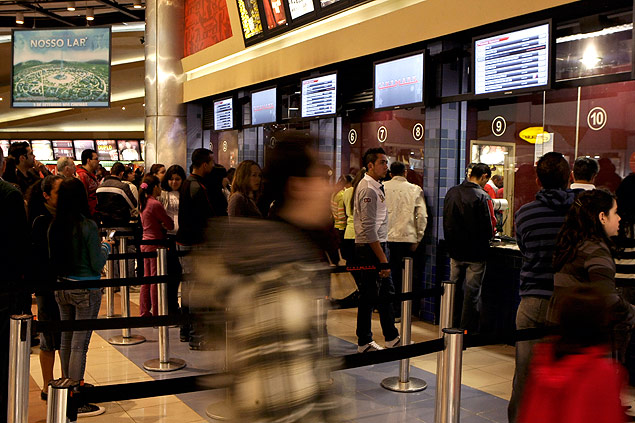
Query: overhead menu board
[[374, 52, 424, 110], [288, 0, 314, 20], [74, 140, 95, 159], [52, 140, 74, 159], [251, 87, 277, 125], [474, 22, 550, 96], [214, 98, 234, 130], [301, 73, 337, 118], [31, 140, 54, 161], [236, 0, 263, 40], [118, 140, 141, 161], [12, 27, 111, 108], [1, 140, 10, 157], [96, 140, 119, 161]]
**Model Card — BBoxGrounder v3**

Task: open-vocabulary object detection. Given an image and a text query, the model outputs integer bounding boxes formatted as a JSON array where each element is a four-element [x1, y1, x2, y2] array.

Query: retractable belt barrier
[[34, 314, 191, 333]]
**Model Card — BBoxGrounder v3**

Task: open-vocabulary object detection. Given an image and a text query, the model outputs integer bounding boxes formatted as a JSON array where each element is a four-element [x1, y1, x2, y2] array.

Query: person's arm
[[414, 188, 427, 244], [483, 195, 496, 238], [84, 219, 111, 275], [152, 199, 174, 231], [228, 193, 246, 217], [357, 186, 379, 244]]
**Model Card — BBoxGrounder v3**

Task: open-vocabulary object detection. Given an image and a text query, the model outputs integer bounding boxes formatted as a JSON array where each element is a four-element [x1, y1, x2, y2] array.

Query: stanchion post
[[8, 315, 31, 423], [435, 280, 456, 416], [46, 379, 79, 423], [206, 320, 233, 421], [381, 257, 427, 393], [144, 248, 186, 372], [434, 328, 464, 423], [104, 259, 119, 318], [108, 236, 145, 345]]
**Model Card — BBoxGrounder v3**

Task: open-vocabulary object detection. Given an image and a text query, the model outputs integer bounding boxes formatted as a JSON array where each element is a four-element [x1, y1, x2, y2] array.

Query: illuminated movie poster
[[287, 0, 314, 20], [320, 0, 342, 7], [12, 27, 111, 108], [236, 0, 263, 39], [263, 0, 287, 30]]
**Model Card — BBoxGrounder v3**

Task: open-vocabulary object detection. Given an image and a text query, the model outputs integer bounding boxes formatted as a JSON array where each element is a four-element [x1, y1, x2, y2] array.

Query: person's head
[[123, 166, 135, 182], [363, 148, 388, 181], [161, 164, 186, 193], [139, 174, 161, 211], [231, 160, 262, 199], [0, 144, 4, 176], [191, 148, 214, 177], [150, 163, 166, 181], [468, 163, 492, 188], [56, 157, 76, 177], [81, 149, 99, 172], [553, 286, 611, 359], [8, 141, 35, 169], [110, 162, 126, 179], [491, 174, 504, 188], [264, 135, 331, 227], [25, 175, 64, 222], [573, 157, 600, 184], [536, 152, 570, 190], [390, 161, 407, 177], [336, 174, 354, 190], [226, 168, 236, 185], [554, 189, 619, 271]]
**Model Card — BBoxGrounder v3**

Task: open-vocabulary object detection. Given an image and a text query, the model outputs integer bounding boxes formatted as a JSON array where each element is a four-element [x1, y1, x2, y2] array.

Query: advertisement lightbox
[[263, 0, 287, 29], [73, 140, 95, 159], [117, 140, 141, 161], [31, 140, 54, 161], [374, 51, 425, 111], [301, 73, 337, 118], [214, 97, 234, 130], [96, 140, 119, 161], [52, 140, 74, 159], [11, 26, 111, 108], [0, 141, 9, 157], [287, 0, 314, 20], [251, 87, 277, 125]]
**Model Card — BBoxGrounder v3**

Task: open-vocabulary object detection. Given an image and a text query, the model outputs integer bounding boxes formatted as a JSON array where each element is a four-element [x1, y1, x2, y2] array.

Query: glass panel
[[242, 127, 258, 163], [217, 130, 239, 169]]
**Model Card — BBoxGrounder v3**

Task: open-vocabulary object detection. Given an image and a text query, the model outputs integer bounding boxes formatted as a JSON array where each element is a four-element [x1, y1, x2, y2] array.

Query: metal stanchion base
[[143, 358, 186, 372], [381, 376, 427, 393], [206, 400, 234, 421], [108, 335, 146, 345]]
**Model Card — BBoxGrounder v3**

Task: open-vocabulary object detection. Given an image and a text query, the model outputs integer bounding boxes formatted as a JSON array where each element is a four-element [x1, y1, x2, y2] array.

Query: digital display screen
[[251, 87, 277, 125], [301, 73, 337, 118], [117, 140, 141, 161], [52, 140, 74, 159], [287, 0, 314, 20], [12, 27, 111, 108], [236, 0, 263, 40], [0, 141, 9, 157], [474, 23, 550, 95], [74, 140, 94, 159], [214, 98, 234, 130], [374, 52, 424, 110], [31, 140, 54, 161], [96, 140, 119, 161], [320, 0, 342, 7], [140, 140, 145, 160], [263, 0, 287, 29]]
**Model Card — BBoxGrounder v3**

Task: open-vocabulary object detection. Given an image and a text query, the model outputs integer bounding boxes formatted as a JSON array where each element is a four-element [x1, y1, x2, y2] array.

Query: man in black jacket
[[443, 163, 496, 332], [96, 162, 138, 227]]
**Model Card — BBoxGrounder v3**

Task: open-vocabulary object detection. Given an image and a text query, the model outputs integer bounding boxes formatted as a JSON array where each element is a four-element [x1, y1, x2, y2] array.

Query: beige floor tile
[[461, 368, 509, 389], [479, 380, 513, 400], [126, 401, 203, 423], [478, 361, 515, 378], [462, 350, 504, 368], [118, 395, 182, 412]]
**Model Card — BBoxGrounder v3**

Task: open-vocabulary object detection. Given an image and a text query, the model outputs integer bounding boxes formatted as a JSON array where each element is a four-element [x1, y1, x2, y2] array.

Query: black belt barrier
[[34, 314, 191, 333], [329, 287, 442, 310]]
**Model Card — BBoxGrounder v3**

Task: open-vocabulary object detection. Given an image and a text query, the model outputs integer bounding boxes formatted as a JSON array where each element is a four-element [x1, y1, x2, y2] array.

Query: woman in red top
[[139, 174, 174, 317]]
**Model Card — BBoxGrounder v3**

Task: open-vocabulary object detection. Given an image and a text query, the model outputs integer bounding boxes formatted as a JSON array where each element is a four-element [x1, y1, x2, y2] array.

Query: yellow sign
[[519, 127, 551, 144]]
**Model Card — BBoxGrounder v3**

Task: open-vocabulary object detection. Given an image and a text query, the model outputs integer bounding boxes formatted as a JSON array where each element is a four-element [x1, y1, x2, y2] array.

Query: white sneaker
[[386, 336, 400, 348], [358, 341, 384, 353], [77, 403, 106, 417]]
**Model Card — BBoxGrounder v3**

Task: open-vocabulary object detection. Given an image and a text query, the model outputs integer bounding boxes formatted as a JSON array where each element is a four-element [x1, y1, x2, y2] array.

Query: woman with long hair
[[139, 174, 174, 317], [550, 189, 635, 357], [48, 177, 112, 416], [26, 175, 63, 401], [340, 168, 366, 262], [159, 164, 186, 234], [227, 160, 263, 218], [149, 163, 166, 182]]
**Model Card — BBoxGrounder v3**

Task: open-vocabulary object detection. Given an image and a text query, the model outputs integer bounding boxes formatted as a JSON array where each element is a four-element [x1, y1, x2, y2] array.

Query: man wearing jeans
[[508, 152, 575, 423], [354, 148, 400, 353], [443, 163, 496, 333]]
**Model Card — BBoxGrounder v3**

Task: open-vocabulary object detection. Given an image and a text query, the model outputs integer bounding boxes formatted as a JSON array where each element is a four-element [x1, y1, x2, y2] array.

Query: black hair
[[573, 157, 600, 182], [110, 162, 126, 177], [349, 167, 367, 212], [48, 178, 92, 275], [81, 149, 97, 165], [25, 175, 64, 224], [536, 152, 570, 190], [161, 164, 186, 192], [362, 148, 386, 168], [469, 163, 492, 179], [390, 162, 407, 176], [8, 141, 29, 160], [191, 148, 214, 169], [616, 173, 635, 238], [139, 174, 161, 212], [553, 189, 616, 271], [4, 142, 30, 182], [150, 163, 165, 176]]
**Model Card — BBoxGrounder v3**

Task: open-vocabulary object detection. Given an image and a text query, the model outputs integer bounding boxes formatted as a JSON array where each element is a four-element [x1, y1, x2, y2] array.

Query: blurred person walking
[[227, 160, 263, 218]]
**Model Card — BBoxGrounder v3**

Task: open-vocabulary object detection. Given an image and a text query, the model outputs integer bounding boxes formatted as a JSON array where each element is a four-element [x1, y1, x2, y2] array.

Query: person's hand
[[379, 268, 391, 278], [34, 160, 47, 173], [409, 242, 419, 252], [103, 238, 115, 247]]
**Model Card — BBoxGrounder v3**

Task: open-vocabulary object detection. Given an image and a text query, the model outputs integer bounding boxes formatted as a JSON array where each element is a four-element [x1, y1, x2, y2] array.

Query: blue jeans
[[450, 259, 486, 332], [55, 289, 102, 381]]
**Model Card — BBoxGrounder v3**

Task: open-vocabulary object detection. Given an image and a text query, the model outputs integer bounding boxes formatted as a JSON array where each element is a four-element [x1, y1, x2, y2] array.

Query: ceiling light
[[67, 1, 76, 11], [16, 12, 24, 25], [133, 0, 143, 9], [580, 43, 601, 68], [121, 106, 126, 110], [86, 8, 94, 21]]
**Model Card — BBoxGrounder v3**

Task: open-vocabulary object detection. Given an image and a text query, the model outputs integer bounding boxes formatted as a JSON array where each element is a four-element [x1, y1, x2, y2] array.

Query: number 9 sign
[[492, 116, 506, 137]]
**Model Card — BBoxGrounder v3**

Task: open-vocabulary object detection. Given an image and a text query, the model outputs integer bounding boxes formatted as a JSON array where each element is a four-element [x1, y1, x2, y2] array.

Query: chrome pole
[[46, 379, 79, 423], [8, 315, 31, 423], [435, 281, 456, 416], [206, 319, 233, 421], [144, 248, 186, 372], [105, 259, 117, 318], [434, 328, 464, 423], [109, 236, 145, 345], [381, 257, 427, 392]]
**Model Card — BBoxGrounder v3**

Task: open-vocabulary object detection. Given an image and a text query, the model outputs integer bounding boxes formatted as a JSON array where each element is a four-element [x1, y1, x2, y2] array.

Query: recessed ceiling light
[[122, 106, 126, 110], [67, 1, 76, 11], [133, 0, 143, 8], [86, 8, 94, 21], [16, 12, 24, 25]]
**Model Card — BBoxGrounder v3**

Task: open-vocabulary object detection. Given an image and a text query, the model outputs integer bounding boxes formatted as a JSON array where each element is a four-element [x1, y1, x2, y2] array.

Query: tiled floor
[[25, 292, 635, 422]]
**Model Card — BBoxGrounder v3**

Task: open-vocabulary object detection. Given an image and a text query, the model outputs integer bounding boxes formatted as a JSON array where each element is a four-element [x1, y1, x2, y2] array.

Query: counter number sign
[[587, 107, 607, 131], [222, 141, 228, 152], [412, 123, 424, 141], [492, 116, 506, 137], [348, 129, 358, 145], [377, 126, 388, 143]]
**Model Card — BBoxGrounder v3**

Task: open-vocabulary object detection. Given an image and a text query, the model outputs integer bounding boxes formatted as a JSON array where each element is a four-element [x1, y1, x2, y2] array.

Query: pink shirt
[[141, 197, 174, 241]]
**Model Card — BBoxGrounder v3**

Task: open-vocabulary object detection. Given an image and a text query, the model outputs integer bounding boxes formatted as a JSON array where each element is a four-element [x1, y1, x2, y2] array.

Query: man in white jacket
[[384, 161, 427, 321]]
